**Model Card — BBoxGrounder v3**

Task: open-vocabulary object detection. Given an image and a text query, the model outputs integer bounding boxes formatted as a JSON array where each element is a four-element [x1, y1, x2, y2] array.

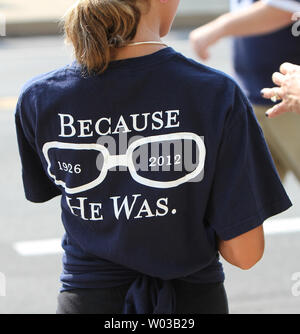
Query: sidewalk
[[1, 0, 229, 37]]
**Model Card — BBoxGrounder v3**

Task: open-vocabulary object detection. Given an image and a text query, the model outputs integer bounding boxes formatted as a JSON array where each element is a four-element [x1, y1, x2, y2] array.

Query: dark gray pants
[[56, 281, 229, 314]]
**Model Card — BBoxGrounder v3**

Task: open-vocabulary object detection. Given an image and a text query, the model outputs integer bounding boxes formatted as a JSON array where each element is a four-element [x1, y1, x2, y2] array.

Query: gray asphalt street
[[0, 30, 300, 314]]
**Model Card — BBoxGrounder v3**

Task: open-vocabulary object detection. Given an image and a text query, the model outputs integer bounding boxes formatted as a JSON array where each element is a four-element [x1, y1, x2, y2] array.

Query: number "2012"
[[149, 154, 181, 167]]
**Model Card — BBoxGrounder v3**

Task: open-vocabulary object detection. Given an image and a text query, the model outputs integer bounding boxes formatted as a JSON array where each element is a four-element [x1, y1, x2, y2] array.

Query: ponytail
[[64, 0, 144, 75]]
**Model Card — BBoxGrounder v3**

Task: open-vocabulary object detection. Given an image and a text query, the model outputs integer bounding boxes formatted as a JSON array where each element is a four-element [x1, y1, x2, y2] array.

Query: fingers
[[265, 102, 289, 118], [189, 26, 216, 61], [199, 50, 210, 61], [190, 39, 210, 61], [272, 72, 285, 86], [261, 87, 283, 99], [279, 62, 296, 75], [270, 63, 299, 87]]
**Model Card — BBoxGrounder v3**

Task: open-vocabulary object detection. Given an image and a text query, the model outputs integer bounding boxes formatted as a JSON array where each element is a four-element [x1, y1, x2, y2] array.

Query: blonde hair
[[64, 0, 145, 75]]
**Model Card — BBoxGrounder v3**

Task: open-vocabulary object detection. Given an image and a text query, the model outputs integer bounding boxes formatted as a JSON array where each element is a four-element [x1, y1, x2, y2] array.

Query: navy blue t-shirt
[[232, 0, 300, 105], [15, 47, 292, 314]]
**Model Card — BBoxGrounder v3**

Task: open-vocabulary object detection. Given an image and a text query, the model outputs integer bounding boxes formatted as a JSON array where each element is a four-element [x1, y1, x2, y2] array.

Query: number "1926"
[[58, 161, 81, 174]]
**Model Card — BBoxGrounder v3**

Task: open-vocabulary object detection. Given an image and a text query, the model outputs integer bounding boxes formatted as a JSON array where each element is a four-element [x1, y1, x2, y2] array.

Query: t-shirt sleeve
[[205, 84, 292, 241], [263, 0, 300, 12], [15, 93, 61, 203]]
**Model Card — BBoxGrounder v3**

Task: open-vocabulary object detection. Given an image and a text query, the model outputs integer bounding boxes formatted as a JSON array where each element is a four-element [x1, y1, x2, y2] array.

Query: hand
[[189, 22, 223, 61], [261, 63, 300, 118]]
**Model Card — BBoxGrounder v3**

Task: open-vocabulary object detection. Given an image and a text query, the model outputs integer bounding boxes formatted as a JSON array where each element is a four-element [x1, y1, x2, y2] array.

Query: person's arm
[[190, 1, 293, 60], [261, 63, 300, 117], [218, 226, 265, 270], [15, 92, 61, 203], [205, 83, 291, 272]]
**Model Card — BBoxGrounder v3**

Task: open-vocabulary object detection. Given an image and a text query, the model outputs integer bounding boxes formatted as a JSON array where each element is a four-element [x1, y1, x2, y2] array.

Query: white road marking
[[13, 238, 63, 256], [263, 217, 300, 235], [0, 97, 17, 110], [12, 217, 300, 256]]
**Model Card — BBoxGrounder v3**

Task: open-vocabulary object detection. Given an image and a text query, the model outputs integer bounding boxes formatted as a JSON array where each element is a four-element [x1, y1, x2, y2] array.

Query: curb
[[6, 20, 63, 37], [5, 13, 222, 37]]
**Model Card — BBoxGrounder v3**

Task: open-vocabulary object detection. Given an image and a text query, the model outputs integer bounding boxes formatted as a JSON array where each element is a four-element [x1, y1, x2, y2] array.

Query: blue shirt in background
[[231, 0, 300, 105]]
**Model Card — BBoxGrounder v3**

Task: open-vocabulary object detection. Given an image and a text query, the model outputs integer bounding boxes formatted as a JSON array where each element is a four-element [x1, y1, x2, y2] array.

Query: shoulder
[[17, 64, 80, 108], [170, 50, 240, 96], [169, 51, 251, 118], [169, 50, 256, 130]]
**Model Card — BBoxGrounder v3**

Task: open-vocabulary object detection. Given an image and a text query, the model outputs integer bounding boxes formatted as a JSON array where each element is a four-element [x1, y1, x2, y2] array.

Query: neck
[[112, 13, 166, 61]]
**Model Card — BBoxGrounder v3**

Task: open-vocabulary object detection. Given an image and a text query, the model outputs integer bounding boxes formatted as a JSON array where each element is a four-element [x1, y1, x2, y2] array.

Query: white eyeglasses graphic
[[42, 132, 206, 194]]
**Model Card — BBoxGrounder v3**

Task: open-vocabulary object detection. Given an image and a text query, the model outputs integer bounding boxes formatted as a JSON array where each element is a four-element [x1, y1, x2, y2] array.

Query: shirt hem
[[217, 196, 292, 241]]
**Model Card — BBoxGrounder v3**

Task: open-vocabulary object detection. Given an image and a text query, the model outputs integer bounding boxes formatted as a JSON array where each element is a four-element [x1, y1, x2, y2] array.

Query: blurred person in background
[[15, 0, 292, 314], [190, 0, 300, 183], [261, 62, 300, 117]]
